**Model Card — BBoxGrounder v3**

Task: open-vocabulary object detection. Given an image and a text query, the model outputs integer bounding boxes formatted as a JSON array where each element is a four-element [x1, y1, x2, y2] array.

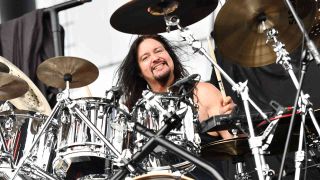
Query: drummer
[[116, 34, 236, 139]]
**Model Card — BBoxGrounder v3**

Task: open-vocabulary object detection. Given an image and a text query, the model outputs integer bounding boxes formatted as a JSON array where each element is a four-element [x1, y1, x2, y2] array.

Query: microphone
[[169, 74, 199, 89], [106, 86, 123, 102]]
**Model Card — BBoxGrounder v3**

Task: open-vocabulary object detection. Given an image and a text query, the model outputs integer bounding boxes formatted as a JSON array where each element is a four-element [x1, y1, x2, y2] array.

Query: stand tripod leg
[[9, 101, 62, 180], [243, 99, 265, 180], [294, 114, 306, 180]]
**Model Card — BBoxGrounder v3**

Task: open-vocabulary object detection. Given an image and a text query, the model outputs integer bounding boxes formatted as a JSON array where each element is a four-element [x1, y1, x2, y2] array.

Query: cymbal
[[37, 56, 99, 89], [0, 62, 9, 73], [133, 172, 194, 180], [0, 72, 28, 100], [110, 0, 218, 34], [201, 137, 250, 160], [214, 0, 316, 67], [0, 56, 52, 115]]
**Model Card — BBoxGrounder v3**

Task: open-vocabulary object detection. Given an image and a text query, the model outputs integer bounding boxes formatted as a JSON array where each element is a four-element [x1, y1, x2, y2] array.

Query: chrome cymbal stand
[[233, 156, 251, 180], [0, 101, 18, 170], [10, 74, 135, 180], [164, 15, 272, 180], [264, 26, 320, 180], [0, 124, 14, 169]]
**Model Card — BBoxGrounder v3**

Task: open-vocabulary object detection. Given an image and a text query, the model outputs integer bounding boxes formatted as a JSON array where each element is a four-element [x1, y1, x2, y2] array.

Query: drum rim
[[133, 171, 194, 180], [73, 97, 107, 101], [144, 160, 195, 172]]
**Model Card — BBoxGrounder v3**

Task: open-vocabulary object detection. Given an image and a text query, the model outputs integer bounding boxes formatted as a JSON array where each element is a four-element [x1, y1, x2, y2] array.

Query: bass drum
[[131, 90, 201, 174], [0, 110, 55, 179], [53, 97, 129, 179]]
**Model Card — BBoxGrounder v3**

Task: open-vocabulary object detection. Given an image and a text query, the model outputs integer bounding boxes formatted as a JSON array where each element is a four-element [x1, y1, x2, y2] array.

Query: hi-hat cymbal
[[0, 72, 28, 100], [214, 0, 316, 67], [201, 137, 250, 160], [110, 0, 218, 34], [37, 56, 99, 89]]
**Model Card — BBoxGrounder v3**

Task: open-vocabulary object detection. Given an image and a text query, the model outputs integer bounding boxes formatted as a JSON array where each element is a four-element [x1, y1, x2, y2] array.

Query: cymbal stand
[[164, 15, 272, 180], [263, 25, 320, 180], [0, 124, 14, 169], [0, 101, 18, 170], [9, 88, 63, 179], [9, 74, 135, 180], [233, 156, 251, 180]]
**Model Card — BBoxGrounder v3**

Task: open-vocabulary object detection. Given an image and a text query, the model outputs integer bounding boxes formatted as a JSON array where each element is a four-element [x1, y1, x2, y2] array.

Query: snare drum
[[53, 97, 128, 178], [0, 110, 54, 179], [131, 91, 201, 174]]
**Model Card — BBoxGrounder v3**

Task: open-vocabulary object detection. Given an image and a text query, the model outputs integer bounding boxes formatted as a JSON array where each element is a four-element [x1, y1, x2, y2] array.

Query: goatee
[[155, 72, 171, 86]]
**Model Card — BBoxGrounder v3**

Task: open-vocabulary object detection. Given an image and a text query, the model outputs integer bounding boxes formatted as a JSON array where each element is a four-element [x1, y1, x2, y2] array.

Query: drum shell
[[53, 97, 129, 178]]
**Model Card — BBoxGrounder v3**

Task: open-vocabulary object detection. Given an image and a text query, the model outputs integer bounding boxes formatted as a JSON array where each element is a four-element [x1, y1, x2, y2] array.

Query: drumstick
[[83, 85, 93, 97], [207, 36, 227, 98]]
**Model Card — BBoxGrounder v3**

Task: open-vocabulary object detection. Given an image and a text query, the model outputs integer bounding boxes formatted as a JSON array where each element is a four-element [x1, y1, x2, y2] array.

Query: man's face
[[137, 38, 174, 85]]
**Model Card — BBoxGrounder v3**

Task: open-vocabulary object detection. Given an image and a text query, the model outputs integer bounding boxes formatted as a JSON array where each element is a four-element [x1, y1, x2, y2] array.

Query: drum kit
[[0, 0, 320, 180]]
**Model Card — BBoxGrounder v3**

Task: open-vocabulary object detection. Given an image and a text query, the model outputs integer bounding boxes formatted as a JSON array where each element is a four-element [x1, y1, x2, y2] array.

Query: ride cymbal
[[110, 0, 218, 34], [0, 72, 28, 100], [214, 0, 316, 67], [37, 56, 99, 89]]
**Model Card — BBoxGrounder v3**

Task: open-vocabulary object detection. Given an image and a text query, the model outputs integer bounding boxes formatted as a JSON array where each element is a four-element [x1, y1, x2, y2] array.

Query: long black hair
[[116, 34, 189, 110]]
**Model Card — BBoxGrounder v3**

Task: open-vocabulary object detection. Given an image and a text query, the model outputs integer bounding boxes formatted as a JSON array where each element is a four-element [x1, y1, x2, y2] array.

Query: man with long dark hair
[[116, 34, 235, 178], [116, 34, 234, 136]]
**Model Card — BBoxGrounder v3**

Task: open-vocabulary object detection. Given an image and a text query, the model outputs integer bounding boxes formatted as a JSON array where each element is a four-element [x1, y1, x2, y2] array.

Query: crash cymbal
[[37, 56, 99, 89], [110, 0, 218, 34], [0, 72, 28, 100], [0, 62, 9, 73], [214, 0, 316, 67], [0, 56, 52, 115], [201, 137, 250, 160]]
